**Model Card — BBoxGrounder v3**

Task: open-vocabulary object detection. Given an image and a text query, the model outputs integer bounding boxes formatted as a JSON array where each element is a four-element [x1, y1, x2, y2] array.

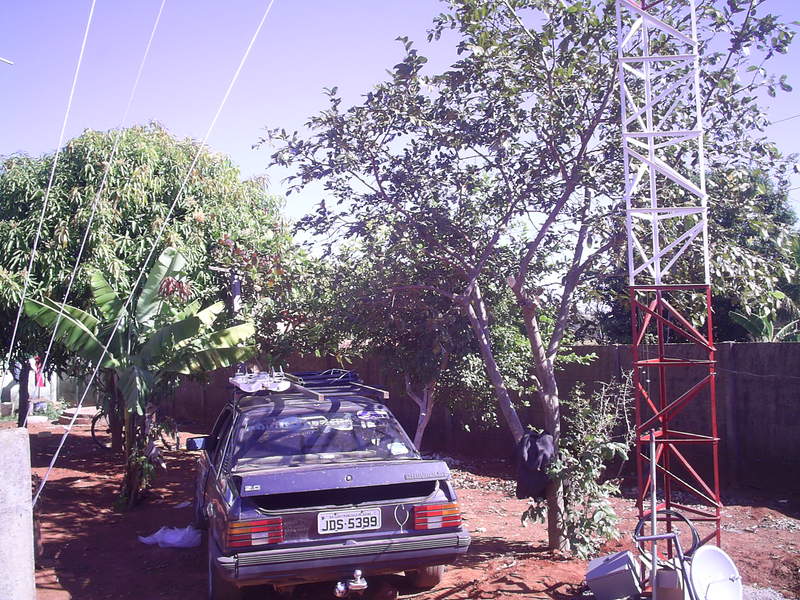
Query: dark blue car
[[187, 373, 469, 599]]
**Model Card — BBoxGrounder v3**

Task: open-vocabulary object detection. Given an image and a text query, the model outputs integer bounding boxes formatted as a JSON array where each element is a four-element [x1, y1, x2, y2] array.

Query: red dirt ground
[[13, 420, 799, 599]]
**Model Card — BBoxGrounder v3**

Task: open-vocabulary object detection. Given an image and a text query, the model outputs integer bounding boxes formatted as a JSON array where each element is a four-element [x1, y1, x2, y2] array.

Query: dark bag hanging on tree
[[515, 430, 554, 500]]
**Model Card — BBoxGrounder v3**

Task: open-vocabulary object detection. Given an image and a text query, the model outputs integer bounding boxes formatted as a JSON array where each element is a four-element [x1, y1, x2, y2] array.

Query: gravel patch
[[744, 585, 793, 600]]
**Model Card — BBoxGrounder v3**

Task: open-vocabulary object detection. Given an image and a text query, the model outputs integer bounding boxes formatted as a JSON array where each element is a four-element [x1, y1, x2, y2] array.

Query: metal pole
[[635, 532, 699, 600], [230, 269, 246, 375], [650, 429, 658, 600]]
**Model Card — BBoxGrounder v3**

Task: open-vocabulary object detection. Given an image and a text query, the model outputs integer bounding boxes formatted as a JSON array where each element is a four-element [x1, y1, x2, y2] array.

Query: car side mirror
[[186, 436, 209, 451]]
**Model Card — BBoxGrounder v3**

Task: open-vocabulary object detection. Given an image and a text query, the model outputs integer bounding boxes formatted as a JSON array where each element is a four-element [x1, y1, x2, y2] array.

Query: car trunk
[[233, 459, 451, 497], [250, 479, 438, 510], [234, 459, 454, 544]]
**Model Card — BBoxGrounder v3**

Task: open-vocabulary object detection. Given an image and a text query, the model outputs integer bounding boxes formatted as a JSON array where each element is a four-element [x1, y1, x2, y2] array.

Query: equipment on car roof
[[229, 369, 389, 406], [290, 369, 361, 387], [229, 369, 290, 393]]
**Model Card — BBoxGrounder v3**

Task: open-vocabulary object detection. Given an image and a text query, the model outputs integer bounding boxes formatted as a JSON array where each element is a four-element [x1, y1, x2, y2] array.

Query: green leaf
[[174, 300, 201, 320], [163, 345, 258, 375], [139, 316, 203, 365], [730, 310, 764, 339], [88, 269, 124, 323], [775, 320, 799, 342], [117, 363, 153, 414], [203, 322, 256, 348], [24, 297, 115, 367], [135, 247, 188, 328], [194, 301, 226, 327]]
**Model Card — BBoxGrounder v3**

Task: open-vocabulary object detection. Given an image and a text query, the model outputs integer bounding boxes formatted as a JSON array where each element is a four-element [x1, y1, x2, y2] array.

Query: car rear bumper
[[213, 529, 470, 587]]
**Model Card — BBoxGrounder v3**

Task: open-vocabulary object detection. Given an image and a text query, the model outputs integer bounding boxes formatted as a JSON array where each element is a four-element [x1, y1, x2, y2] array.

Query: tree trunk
[[122, 408, 140, 508], [405, 375, 436, 450], [541, 390, 567, 552], [16, 361, 31, 427], [107, 372, 124, 453], [461, 290, 525, 442], [512, 284, 569, 551], [412, 388, 434, 450]]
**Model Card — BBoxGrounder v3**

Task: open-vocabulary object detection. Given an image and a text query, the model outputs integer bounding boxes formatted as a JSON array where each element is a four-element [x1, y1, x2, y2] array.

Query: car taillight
[[413, 503, 462, 530], [226, 517, 284, 548]]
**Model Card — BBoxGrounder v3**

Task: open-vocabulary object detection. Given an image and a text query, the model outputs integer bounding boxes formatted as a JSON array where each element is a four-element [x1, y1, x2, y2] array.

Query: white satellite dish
[[690, 545, 742, 600]]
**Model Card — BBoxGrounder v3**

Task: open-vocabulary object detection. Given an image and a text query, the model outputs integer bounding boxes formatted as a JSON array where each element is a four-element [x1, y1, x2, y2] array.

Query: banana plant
[[25, 248, 258, 505], [25, 247, 257, 414], [729, 310, 800, 342]]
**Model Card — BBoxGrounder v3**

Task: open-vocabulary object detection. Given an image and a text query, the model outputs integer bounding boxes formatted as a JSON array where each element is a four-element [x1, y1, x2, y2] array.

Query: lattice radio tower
[[615, 0, 721, 545]]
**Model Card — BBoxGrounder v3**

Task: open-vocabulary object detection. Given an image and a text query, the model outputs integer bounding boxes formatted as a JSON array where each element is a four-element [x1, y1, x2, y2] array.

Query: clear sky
[[1, 1, 798, 220]]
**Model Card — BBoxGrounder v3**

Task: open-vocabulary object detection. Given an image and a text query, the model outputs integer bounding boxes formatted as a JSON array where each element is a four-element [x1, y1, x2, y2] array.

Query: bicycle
[[91, 405, 178, 451], [91, 408, 112, 450]]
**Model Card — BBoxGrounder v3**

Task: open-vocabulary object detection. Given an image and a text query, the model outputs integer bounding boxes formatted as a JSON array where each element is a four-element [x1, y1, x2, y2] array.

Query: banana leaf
[[201, 322, 256, 348], [731, 310, 771, 341], [175, 299, 201, 320], [163, 345, 258, 375], [775, 320, 800, 342], [24, 297, 116, 367], [118, 363, 153, 415], [89, 269, 124, 323], [135, 247, 188, 328], [194, 301, 225, 327], [139, 315, 203, 366]]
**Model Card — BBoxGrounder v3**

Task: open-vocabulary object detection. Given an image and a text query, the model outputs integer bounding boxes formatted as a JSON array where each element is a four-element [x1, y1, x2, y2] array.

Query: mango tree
[[1, 124, 291, 423]]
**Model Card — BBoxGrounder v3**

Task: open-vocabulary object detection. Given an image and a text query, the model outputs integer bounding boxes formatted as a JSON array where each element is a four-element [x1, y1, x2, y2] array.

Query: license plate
[[317, 508, 381, 535]]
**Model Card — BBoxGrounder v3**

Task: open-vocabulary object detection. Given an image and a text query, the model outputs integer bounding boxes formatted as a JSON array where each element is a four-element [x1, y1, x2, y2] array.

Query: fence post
[[0, 427, 36, 599]]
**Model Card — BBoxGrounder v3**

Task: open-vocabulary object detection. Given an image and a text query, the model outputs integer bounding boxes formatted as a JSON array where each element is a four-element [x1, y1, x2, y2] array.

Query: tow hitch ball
[[334, 569, 367, 598]]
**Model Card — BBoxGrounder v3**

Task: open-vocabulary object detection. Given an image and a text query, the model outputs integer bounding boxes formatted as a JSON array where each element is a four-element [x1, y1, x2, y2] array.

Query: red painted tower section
[[630, 285, 721, 545]]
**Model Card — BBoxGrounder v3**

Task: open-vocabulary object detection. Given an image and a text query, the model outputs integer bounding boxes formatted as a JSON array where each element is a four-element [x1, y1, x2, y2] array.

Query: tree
[[289, 238, 587, 449], [723, 229, 800, 342], [264, 0, 796, 549], [25, 248, 257, 506], [0, 123, 290, 381], [323, 240, 475, 449], [729, 310, 799, 342], [211, 237, 341, 365]]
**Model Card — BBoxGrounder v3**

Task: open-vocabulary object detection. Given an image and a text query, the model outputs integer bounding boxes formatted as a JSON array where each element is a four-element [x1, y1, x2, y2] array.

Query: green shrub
[[522, 376, 633, 558]]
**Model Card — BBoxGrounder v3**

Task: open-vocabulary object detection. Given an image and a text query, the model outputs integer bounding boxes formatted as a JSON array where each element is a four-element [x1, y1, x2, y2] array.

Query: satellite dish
[[690, 545, 742, 600]]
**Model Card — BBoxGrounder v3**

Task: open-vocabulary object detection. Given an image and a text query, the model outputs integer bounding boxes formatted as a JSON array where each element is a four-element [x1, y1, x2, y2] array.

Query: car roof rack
[[285, 371, 389, 401], [288, 369, 361, 387], [231, 370, 389, 408]]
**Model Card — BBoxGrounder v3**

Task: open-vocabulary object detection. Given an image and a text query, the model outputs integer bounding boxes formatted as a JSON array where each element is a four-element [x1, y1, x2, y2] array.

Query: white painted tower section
[[615, 0, 709, 286]]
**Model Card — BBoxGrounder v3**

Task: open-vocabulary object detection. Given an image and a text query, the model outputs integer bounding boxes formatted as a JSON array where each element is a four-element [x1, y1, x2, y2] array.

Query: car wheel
[[207, 536, 241, 600], [406, 564, 445, 589]]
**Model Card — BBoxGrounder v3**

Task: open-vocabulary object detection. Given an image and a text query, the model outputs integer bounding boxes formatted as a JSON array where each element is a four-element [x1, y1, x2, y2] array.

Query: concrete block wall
[[168, 342, 800, 493]]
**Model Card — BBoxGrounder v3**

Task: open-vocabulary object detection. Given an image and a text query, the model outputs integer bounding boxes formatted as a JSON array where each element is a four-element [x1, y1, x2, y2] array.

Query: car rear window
[[231, 406, 419, 468]]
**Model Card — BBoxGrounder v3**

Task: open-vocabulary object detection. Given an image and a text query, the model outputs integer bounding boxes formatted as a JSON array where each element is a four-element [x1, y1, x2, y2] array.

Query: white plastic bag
[[138, 525, 201, 548]]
